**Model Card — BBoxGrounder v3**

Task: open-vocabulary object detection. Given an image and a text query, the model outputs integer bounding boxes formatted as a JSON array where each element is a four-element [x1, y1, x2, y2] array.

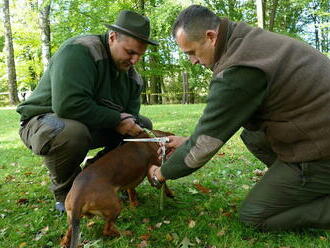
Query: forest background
[[0, 0, 329, 106]]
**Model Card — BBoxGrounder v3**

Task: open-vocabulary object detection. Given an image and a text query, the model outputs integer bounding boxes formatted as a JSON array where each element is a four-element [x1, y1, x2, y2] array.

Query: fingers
[[166, 136, 188, 148], [158, 147, 175, 160], [115, 114, 143, 136], [157, 136, 188, 160]]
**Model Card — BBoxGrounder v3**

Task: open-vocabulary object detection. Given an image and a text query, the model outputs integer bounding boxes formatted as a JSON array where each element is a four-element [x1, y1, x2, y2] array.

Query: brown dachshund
[[60, 130, 173, 248]]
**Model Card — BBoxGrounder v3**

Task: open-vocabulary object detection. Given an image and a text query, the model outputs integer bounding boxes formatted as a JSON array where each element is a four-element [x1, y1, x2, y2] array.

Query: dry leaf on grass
[[166, 233, 173, 241], [179, 237, 195, 248], [139, 233, 151, 241], [17, 198, 29, 205], [216, 152, 225, 157], [253, 168, 268, 176], [147, 225, 154, 231], [217, 228, 226, 236], [86, 221, 95, 228], [193, 183, 211, 194], [34, 226, 49, 241], [188, 220, 196, 228], [155, 222, 162, 228], [122, 230, 134, 236], [19, 242, 27, 248], [142, 218, 150, 223], [136, 240, 148, 248]]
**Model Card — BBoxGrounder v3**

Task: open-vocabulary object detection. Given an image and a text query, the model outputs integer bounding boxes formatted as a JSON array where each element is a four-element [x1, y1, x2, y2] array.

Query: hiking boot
[[55, 201, 65, 213]]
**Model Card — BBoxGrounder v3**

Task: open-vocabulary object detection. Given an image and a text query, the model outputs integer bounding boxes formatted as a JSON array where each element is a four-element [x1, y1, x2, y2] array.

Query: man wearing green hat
[[16, 10, 158, 212]]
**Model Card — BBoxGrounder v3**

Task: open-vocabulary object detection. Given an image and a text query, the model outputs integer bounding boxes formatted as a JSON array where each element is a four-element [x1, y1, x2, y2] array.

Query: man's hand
[[115, 113, 143, 137], [148, 165, 166, 188], [158, 136, 189, 159]]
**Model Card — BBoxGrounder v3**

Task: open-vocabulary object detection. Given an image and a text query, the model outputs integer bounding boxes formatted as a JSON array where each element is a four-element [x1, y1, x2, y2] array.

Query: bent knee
[[239, 202, 268, 228], [52, 119, 91, 152]]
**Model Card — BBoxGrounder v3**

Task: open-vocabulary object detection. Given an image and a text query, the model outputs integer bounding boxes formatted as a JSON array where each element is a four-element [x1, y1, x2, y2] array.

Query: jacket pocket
[[19, 114, 65, 155]]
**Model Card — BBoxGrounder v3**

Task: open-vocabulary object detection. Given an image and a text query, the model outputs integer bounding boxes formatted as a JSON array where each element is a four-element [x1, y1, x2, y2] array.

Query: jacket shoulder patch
[[73, 36, 107, 62]]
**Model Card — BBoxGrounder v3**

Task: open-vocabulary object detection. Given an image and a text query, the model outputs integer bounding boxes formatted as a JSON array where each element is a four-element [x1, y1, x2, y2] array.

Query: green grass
[[1, 105, 330, 248]]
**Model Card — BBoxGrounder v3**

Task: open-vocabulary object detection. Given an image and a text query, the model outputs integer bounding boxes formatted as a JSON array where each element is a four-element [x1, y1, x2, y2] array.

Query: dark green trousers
[[19, 113, 152, 202], [240, 129, 330, 231]]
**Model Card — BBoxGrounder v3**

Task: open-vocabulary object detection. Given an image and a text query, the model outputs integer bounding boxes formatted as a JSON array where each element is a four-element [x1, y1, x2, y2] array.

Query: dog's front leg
[[127, 188, 139, 207]]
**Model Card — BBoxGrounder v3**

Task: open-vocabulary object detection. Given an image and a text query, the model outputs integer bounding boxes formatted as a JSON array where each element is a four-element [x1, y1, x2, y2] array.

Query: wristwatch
[[151, 168, 164, 189]]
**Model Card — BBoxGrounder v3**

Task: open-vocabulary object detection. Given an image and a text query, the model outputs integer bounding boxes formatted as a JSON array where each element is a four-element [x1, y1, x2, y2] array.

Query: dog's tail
[[70, 209, 81, 248]]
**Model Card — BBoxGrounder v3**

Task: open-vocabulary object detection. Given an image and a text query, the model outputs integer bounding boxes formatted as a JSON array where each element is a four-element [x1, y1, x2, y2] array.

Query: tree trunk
[[137, 0, 148, 104], [256, 0, 265, 29], [311, 3, 320, 51], [268, 0, 278, 32], [149, 44, 161, 104], [2, 0, 19, 104], [39, 0, 51, 71], [182, 71, 189, 104]]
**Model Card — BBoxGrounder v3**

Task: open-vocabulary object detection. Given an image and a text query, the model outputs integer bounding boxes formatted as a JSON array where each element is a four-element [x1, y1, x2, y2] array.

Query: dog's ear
[[151, 130, 174, 137]]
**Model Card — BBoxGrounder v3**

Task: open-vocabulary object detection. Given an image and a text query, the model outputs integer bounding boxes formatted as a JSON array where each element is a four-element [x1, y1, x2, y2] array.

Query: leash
[[123, 129, 168, 210]]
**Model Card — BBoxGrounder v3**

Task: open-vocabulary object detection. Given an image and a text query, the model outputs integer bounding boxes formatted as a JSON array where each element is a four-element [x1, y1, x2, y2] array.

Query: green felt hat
[[105, 10, 158, 46]]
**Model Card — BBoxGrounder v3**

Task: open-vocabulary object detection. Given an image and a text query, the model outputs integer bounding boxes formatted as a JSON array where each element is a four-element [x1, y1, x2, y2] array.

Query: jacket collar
[[211, 18, 230, 72], [101, 32, 121, 77]]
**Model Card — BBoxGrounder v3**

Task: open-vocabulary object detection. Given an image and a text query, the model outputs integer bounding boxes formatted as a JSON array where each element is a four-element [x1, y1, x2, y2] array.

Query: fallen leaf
[[253, 168, 268, 176], [86, 221, 96, 228], [171, 232, 179, 242], [5, 175, 15, 182], [34, 226, 49, 241], [217, 227, 226, 236], [222, 211, 232, 217], [136, 240, 148, 248], [155, 222, 162, 228], [122, 230, 134, 236], [217, 152, 225, 157], [320, 236, 327, 240], [142, 218, 150, 223], [179, 237, 195, 248], [139, 233, 151, 241], [19, 242, 27, 248], [188, 188, 199, 194], [17, 198, 29, 205], [193, 183, 211, 194], [242, 184, 250, 190], [166, 233, 173, 241], [163, 220, 170, 224], [188, 220, 196, 228], [147, 225, 154, 231], [24, 172, 33, 176], [41, 181, 48, 186]]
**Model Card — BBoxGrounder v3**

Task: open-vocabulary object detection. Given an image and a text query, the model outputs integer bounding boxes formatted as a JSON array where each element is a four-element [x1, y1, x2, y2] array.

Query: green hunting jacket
[[17, 33, 143, 129], [161, 19, 330, 180]]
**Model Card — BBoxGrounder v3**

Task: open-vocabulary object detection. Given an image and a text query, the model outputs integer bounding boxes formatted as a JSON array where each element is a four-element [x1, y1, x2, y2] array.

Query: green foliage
[[0, 0, 329, 105], [0, 35, 4, 52], [2, 106, 330, 247]]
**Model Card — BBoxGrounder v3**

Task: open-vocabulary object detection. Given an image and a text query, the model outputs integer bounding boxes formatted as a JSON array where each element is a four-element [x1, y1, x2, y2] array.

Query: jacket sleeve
[[161, 66, 267, 179], [50, 44, 121, 129]]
